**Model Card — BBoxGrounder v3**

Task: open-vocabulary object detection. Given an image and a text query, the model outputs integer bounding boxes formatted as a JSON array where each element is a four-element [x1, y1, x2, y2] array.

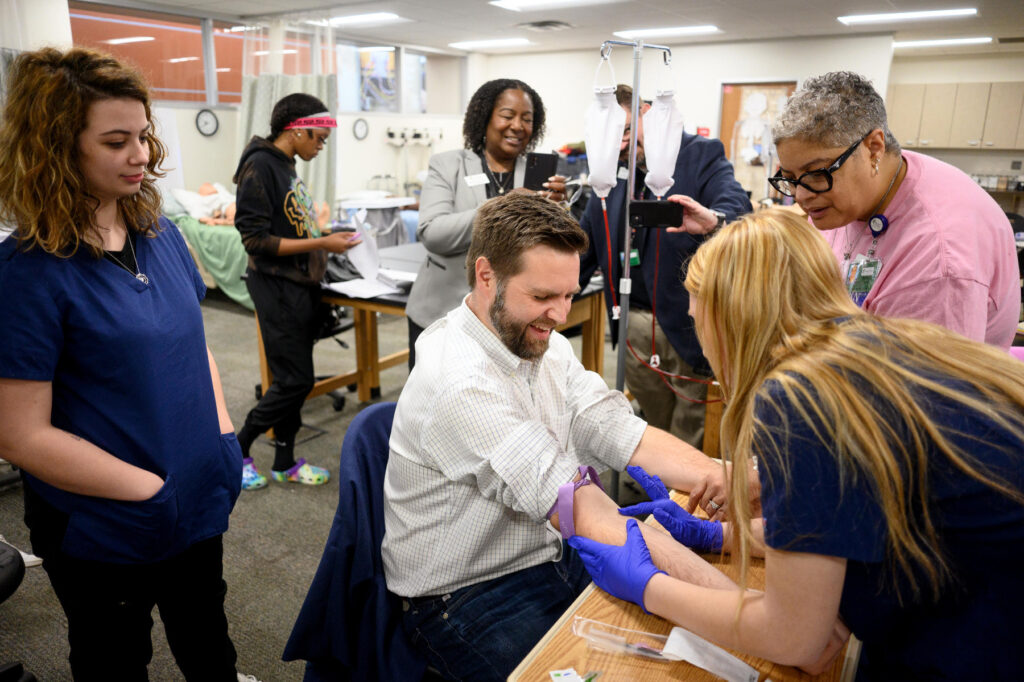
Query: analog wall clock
[[196, 108, 219, 137], [353, 118, 369, 141]]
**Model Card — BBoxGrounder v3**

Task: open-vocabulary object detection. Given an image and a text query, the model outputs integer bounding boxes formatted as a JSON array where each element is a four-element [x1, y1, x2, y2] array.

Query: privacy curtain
[[237, 21, 340, 205]]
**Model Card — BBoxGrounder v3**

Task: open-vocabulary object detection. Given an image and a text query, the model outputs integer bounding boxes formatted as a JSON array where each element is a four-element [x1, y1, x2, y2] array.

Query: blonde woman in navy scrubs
[[0, 48, 242, 680], [570, 209, 1024, 679]]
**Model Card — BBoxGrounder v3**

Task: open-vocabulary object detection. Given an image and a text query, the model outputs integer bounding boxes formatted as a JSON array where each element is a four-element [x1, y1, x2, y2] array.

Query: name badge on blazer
[[617, 166, 629, 180], [465, 173, 489, 187]]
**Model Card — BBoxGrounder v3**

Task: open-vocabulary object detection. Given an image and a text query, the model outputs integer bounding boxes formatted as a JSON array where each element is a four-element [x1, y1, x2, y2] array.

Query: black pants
[[24, 487, 237, 681], [244, 270, 323, 445]]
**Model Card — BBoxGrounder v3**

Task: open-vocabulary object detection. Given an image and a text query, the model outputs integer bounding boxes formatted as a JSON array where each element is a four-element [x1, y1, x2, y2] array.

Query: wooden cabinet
[[890, 80, 1024, 150], [917, 83, 957, 148], [948, 82, 991, 148], [888, 84, 925, 148], [983, 82, 1024, 149]]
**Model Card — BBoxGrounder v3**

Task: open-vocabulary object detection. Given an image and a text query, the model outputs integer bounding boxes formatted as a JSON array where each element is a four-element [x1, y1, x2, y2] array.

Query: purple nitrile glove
[[626, 465, 669, 501], [619, 499, 723, 553], [568, 519, 665, 613]]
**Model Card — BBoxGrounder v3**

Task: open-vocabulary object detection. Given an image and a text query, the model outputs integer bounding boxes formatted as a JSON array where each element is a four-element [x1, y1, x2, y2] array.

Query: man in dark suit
[[579, 84, 751, 450]]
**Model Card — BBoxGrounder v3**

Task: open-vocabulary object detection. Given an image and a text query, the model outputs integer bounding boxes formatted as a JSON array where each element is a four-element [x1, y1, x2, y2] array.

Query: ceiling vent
[[517, 20, 573, 32], [997, 36, 1024, 44]]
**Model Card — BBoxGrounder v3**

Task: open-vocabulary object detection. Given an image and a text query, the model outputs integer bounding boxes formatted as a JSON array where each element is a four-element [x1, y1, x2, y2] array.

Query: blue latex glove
[[620, 474, 724, 553], [568, 519, 665, 613], [626, 464, 670, 501]]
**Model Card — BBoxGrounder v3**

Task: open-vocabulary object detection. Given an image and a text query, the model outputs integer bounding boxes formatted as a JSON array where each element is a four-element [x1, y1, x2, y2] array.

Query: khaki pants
[[624, 309, 709, 450]]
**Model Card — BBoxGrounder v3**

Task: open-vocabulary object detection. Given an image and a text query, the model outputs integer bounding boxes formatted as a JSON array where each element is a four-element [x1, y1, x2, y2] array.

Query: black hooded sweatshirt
[[233, 136, 326, 286]]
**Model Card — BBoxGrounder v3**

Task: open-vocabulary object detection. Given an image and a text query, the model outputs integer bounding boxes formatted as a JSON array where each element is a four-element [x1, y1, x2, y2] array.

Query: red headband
[[284, 112, 338, 130]]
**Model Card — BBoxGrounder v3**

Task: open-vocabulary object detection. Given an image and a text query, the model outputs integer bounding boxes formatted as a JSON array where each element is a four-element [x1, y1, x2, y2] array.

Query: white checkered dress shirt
[[382, 301, 646, 597]]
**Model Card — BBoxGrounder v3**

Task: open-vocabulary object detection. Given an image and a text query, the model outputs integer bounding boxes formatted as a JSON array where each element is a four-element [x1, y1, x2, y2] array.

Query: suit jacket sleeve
[[578, 205, 599, 286], [417, 152, 479, 258], [691, 137, 751, 220]]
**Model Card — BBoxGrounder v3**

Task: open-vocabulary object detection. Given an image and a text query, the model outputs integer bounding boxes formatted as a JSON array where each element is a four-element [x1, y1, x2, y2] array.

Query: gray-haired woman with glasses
[[769, 71, 1017, 348]]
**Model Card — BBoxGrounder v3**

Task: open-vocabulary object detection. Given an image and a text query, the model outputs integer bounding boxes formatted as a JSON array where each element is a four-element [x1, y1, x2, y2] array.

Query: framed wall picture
[[720, 81, 796, 204]]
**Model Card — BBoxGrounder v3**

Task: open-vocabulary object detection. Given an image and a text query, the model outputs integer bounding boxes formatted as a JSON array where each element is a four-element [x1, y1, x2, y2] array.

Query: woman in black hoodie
[[233, 93, 360, 491]]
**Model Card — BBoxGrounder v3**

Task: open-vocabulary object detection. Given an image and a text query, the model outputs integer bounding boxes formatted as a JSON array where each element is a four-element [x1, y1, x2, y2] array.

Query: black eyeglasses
[[769, 131, 870, 197]]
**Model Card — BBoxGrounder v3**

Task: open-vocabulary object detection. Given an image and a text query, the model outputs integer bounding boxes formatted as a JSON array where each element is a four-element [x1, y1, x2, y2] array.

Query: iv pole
[[599, 39, 672, 501]]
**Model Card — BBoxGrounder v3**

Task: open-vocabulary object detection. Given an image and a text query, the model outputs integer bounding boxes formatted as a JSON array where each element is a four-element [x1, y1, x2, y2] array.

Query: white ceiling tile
[[118, 0, 1024, 55]]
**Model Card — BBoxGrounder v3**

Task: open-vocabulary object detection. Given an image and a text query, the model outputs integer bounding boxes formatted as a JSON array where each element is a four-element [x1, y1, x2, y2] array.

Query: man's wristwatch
[[709, 209, 727, 232]]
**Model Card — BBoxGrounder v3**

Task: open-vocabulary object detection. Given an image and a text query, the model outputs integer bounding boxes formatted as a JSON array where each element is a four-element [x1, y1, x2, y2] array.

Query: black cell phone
[[524, 152, 559, 191], [629, 200, 684, 228]]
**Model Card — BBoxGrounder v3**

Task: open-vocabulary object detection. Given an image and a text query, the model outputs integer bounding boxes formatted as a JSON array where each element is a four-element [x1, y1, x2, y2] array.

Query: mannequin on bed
[[195, 182, 330, 229]]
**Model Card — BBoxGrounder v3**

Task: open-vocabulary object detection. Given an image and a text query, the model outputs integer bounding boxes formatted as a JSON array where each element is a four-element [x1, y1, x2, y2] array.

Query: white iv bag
[[642, 91, 684, 198], [584, 87, 626, 199]]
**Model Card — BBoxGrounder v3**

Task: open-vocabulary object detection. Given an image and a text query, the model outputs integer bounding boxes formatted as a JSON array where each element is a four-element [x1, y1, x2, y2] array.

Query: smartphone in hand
[[628, 200, 684, 229], [524, 152, 559, 191]]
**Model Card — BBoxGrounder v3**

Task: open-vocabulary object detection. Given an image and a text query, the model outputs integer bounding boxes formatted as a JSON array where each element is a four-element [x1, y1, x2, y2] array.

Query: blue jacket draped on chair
[[283, 402, 426, 681]]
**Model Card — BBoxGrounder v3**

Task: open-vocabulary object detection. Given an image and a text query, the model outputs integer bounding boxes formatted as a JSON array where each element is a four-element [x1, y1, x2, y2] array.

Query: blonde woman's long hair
[[685, 208, 1024, 601]]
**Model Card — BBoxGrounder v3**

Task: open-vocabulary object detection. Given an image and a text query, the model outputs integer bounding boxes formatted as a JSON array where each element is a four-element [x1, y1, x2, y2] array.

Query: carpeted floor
[[0, 286, 625, 681]]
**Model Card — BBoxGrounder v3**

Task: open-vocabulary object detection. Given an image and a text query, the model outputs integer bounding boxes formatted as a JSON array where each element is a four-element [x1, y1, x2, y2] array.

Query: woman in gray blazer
[[405, 78, 567, 367]]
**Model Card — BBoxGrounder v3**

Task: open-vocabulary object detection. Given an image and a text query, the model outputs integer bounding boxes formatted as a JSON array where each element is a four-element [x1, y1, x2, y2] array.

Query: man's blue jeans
[[402, 544, 590, 681]]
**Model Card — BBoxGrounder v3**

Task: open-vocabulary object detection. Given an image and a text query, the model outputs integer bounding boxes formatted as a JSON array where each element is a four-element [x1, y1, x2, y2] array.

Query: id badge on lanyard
[[843, 254, 883, 307], [842, 213, 892, 307], [620, 248, 640, 267]]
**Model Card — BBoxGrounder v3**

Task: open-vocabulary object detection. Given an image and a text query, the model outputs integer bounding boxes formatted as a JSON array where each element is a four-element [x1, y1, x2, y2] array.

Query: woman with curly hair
[[0, 47, 244, 680], [569, 208, 1024, 679], [404, 78, 566, 367]]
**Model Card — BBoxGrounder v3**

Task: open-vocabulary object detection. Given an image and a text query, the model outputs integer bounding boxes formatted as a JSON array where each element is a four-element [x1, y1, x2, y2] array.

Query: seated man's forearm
[[641, 522, 736, 589], [552, 483, 736, 589], [629, 426, 720, 493]]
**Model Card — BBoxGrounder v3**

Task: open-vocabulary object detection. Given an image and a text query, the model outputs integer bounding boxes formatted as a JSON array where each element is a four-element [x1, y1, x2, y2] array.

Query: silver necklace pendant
[[123, 230, 148, 285]]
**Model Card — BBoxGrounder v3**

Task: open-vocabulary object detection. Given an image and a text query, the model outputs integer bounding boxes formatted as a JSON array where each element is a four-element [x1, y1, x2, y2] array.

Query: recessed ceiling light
[[449, 38, 531, 50], [613, 25, 719, 39], [893, 36, 992, 48], [216, 67, 231, 72], [103, 36, 155, 45], [490, 0, 621, 10], [358, 46, 395, 52], [329, 12, 404, 27], [252, 49, 299, 56], [168, 56, 199, 63], [839, 8, 977, 25]]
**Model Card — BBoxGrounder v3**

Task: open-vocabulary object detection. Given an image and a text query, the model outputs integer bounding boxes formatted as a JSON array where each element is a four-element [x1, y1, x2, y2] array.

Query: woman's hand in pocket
[[127, 468, 166, 501]]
